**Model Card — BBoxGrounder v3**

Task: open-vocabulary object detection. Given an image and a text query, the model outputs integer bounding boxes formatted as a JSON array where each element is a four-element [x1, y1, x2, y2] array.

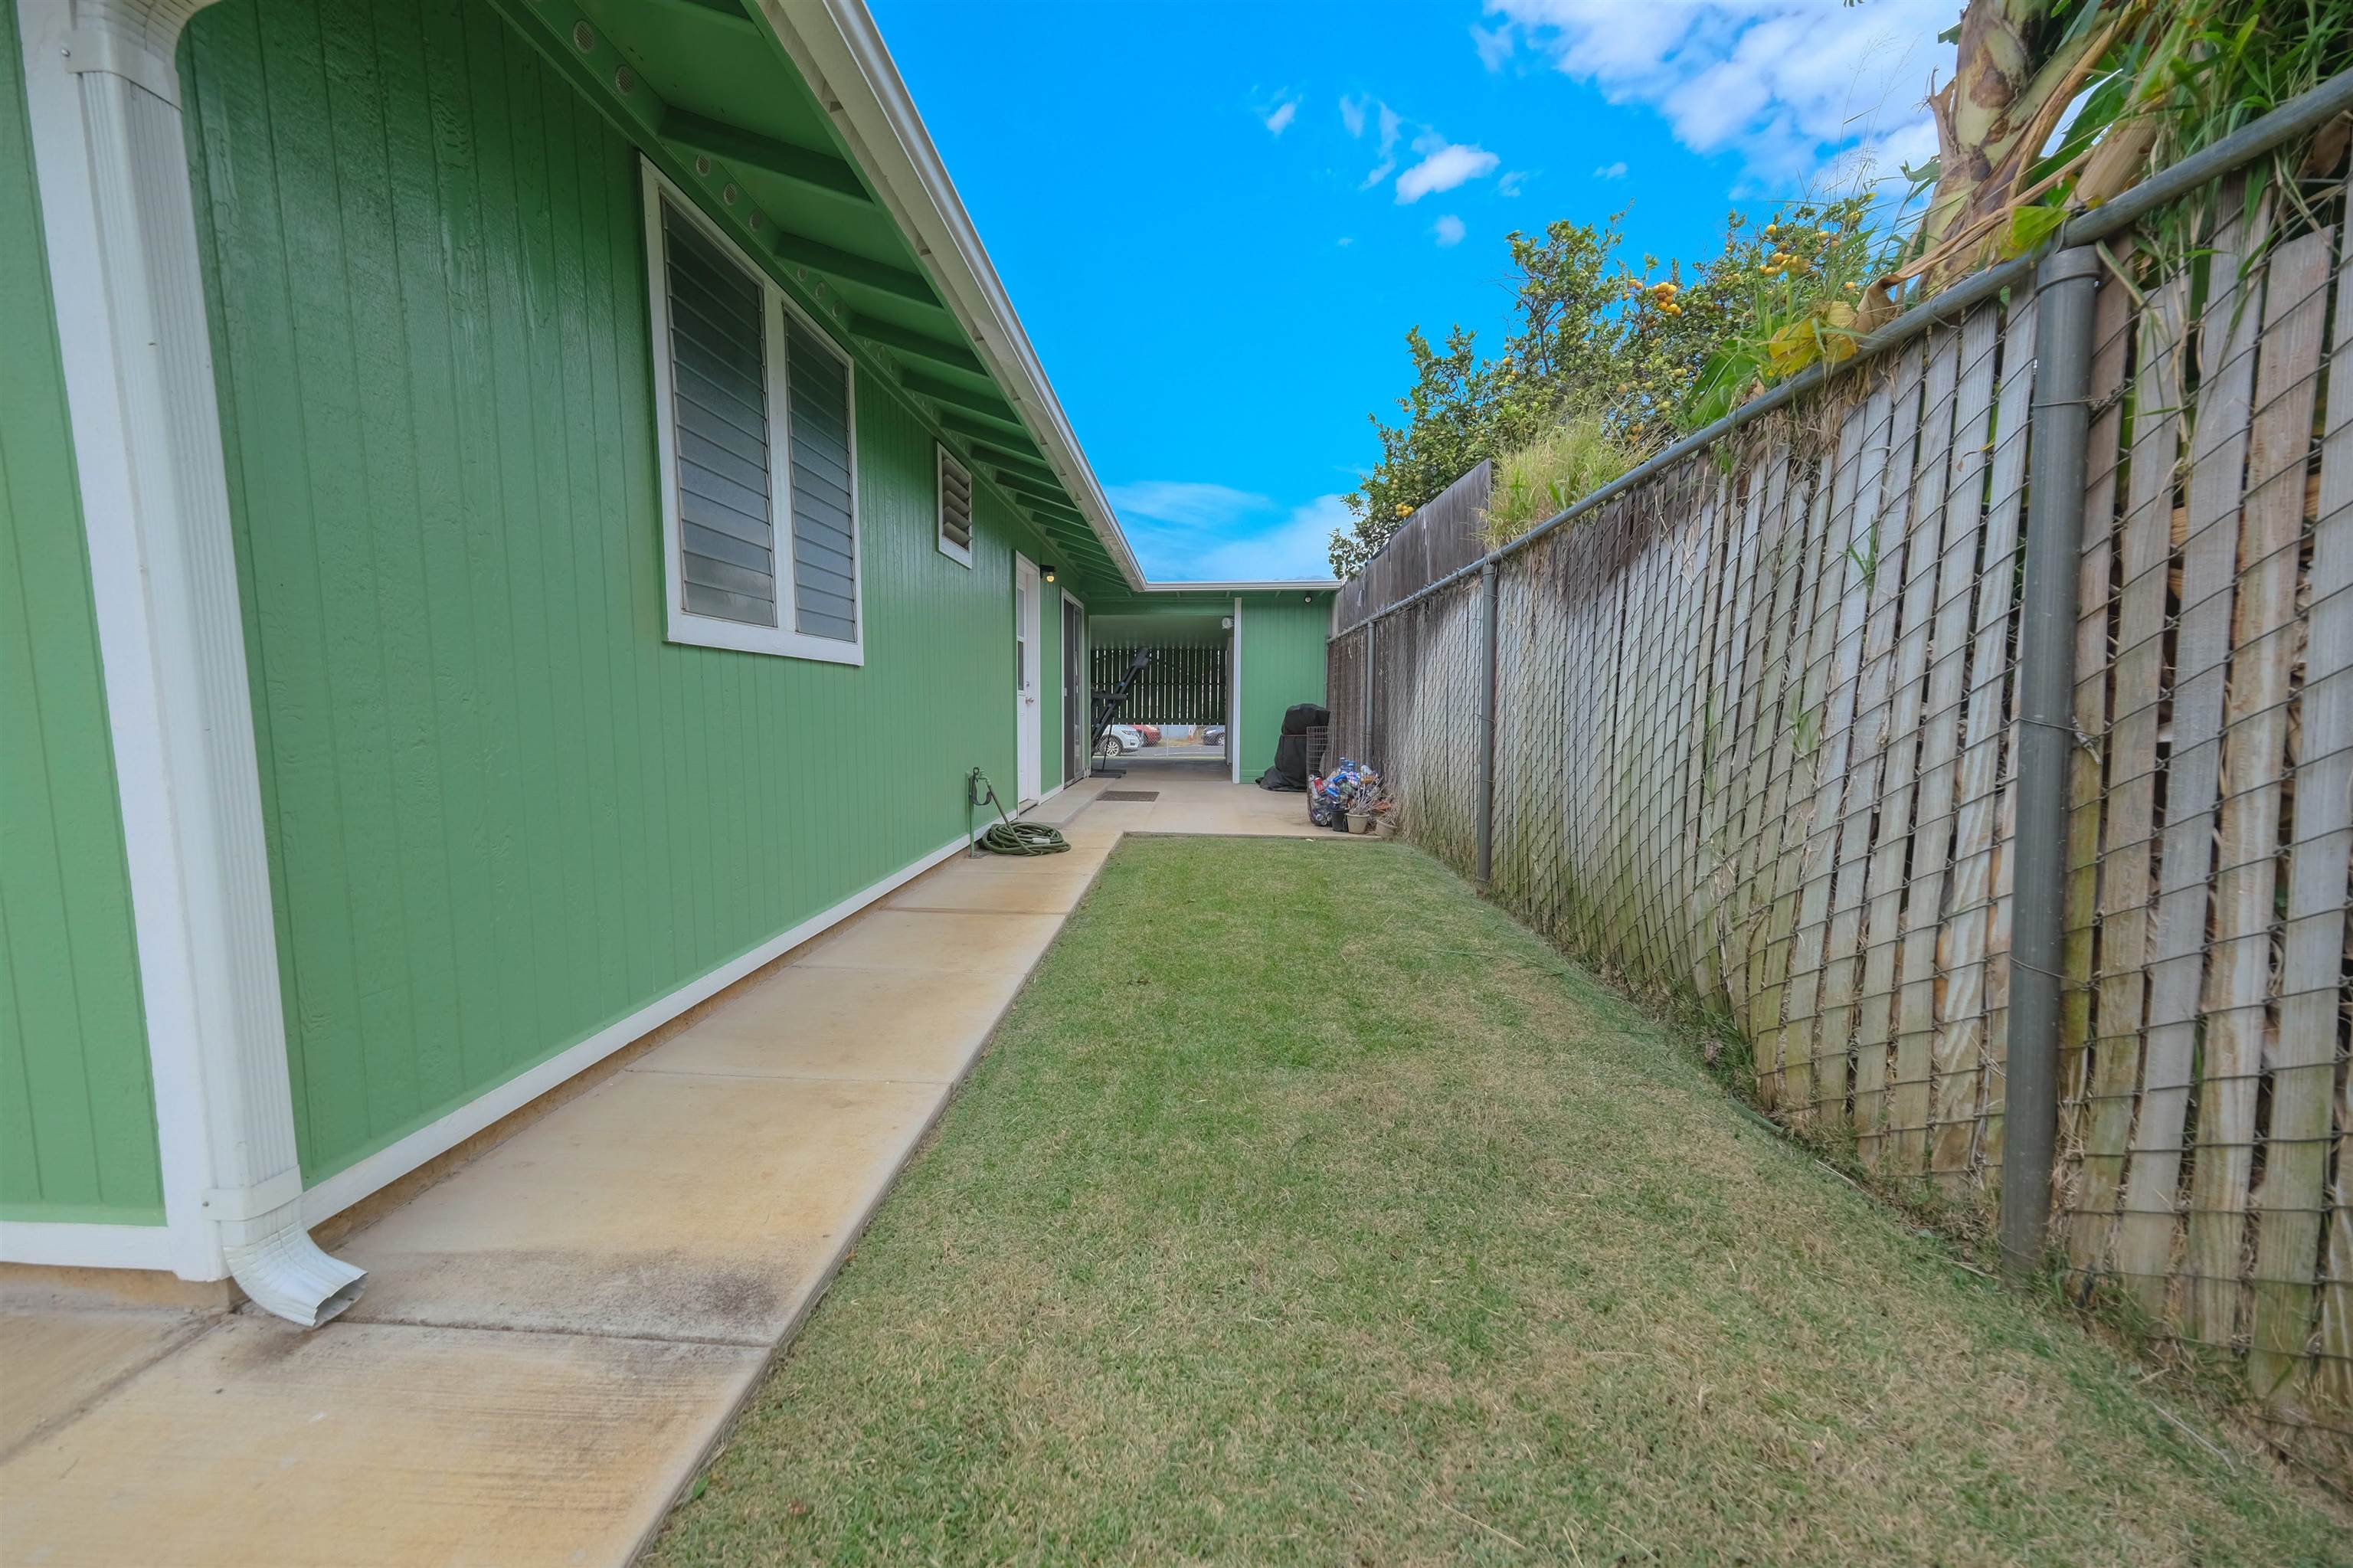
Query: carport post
[[1475, 562, 1497, 885], [2001, 244, 2101, 1278]]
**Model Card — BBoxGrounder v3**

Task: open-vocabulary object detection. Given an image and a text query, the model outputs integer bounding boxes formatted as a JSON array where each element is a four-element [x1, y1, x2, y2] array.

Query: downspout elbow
[[211, 1177, 366, 1327]]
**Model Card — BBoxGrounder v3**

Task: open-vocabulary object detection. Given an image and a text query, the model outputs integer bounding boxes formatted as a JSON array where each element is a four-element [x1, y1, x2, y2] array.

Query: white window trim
[[640, 159, 864, 665], [935, 443, 973, 568]]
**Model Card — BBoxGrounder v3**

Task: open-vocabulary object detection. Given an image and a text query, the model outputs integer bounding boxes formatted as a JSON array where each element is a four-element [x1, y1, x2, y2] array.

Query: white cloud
[[1109, 485, 1349, 581], [1491, 0, 1949, 191], [1337, 236, 1355, 247], [1471, 21, 1516, 71], [1345, 99, 1408, 187], [1497, 169, 1530, 196], [1396, 138, 1500, 203], [1592, 160, 1628, 179], [1187, 496, 1353, 581], [1264, 100, 1298, 135], [1433, 214, 1467, 246], [1108, 481, 1272, 530]]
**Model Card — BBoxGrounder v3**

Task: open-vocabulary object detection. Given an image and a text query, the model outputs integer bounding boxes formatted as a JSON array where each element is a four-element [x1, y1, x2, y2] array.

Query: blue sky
[[870, 1, 1953, 582]]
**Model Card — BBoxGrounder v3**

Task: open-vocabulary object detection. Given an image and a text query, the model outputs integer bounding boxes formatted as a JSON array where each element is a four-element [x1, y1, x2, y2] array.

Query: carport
[[1088, 611, 1232, 771], [1083, 586, 1337, 784]]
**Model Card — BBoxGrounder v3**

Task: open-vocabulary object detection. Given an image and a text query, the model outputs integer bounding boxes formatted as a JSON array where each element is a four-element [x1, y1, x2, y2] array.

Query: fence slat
[[2161, 189, 2267, 1348], [1858, 339, 1958, 1164], [2214, 223, 2333, 1389], [2295, 177, 2353, 1419], [1700, 464, 1772, 1007], [1734, 457, 1811, 1072], [2058, 266, 2137, 1239], [1674, 476, 1730, 994], [1935, 291, 2037, 1184], [1604, 507, 1658, 982], [1772, 407, 1870, 1115], [1896, 308, 2001, 1172], [2076, 270, 2184, 1275], [1811, 361, 1918, 1128], [1664, 476, 1726, 990]]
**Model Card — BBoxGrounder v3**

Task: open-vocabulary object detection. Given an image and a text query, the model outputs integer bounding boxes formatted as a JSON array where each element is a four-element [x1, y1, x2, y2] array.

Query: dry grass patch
[[649, 838, 2348, 1567]]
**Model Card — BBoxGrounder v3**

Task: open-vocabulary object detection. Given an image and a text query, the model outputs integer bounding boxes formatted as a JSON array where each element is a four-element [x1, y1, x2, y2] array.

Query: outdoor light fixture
[[1042, 565, 1058, 583]]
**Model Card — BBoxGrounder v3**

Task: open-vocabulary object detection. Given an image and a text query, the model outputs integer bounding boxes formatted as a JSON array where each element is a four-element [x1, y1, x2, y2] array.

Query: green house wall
[[0, 5, 167, 1226], [179, 0, 1059, 1187], [1235, 595, 1331, 781]]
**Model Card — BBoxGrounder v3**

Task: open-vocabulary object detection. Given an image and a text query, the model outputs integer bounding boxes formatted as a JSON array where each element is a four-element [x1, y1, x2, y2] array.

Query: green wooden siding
[[180, 0, 1052, 1185], [0, 5, 166, 1226], [1237, 596, 1331, 781]]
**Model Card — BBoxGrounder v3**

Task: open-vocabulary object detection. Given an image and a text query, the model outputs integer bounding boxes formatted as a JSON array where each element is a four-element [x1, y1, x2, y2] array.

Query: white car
[[1095, 723, 1145, 758]]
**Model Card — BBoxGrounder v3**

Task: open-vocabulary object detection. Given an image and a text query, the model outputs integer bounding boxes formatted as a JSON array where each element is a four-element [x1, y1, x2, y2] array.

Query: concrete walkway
[[0, 775, 1348, 1566]]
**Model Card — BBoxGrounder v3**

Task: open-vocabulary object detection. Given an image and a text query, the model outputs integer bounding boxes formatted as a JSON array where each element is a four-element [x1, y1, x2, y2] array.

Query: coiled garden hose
[[966, 768, 1071, 856]]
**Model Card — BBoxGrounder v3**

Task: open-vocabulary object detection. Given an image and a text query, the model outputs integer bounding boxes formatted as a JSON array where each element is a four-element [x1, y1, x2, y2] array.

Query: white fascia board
[[755, 0, 1148, 591]]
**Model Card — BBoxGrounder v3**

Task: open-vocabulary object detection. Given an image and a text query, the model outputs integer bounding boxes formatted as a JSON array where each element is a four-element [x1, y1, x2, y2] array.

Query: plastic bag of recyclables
[[1308, 760, 1379, 828]]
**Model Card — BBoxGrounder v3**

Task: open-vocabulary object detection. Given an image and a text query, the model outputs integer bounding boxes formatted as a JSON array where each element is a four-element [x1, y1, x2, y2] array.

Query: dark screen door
[[1063, 596, 1085, 783]]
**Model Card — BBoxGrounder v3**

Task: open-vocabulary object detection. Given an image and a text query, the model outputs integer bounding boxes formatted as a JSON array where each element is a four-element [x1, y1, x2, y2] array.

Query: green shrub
[[1480, 414, 1637, 548]]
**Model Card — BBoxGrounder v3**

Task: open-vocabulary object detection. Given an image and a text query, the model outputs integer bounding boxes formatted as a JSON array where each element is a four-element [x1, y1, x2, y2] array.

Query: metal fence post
[[2003, 244, 2102, 1276], [1475, 563, 1498, 885]]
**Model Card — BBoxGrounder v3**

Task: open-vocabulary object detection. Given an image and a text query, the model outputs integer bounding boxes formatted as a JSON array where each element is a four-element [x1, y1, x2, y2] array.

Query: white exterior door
[[1014, 555, 1042, 803]]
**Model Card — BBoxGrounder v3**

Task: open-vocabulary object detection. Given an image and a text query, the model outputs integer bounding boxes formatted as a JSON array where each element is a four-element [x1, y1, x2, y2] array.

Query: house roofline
[[1138, 581, 1342, 594], [761, 0, 1149, 591], [759, 2, 1349, 598]]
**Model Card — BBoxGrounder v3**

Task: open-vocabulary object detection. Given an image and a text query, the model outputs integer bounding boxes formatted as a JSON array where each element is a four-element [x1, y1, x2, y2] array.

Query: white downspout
[[18, 0, 363, 1324]]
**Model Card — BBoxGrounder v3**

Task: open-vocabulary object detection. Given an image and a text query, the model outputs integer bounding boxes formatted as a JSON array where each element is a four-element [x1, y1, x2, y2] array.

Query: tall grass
[[1480, 414, 1638, 548]]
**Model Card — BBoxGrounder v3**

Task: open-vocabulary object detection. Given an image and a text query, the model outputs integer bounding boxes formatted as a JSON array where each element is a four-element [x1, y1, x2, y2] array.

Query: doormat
[[1098, 790, 1160, 801]]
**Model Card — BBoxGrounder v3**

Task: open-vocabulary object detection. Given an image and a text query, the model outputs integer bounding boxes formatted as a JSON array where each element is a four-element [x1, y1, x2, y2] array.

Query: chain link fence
[[1327, 151, 2351, 1454]]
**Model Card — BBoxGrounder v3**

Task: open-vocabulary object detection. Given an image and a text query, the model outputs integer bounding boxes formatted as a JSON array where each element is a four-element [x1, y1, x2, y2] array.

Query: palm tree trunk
[[1918, 0, 2106, 283]]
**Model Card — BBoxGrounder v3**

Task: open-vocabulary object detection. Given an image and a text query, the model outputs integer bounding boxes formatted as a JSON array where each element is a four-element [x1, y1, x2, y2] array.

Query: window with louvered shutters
[[643, 162, 864, 665], [937, 447, 973, 566], [660, 198, 777, 629], [784, 317, 857, 641]]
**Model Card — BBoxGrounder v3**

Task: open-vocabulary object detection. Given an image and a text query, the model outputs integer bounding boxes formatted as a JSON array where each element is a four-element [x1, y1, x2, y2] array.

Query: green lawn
[[649, 837, 2348, 1567]]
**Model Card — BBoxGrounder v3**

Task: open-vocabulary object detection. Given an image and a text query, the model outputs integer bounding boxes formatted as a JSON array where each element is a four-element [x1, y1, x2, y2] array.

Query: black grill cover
[[1257, 705, 1329, 791]]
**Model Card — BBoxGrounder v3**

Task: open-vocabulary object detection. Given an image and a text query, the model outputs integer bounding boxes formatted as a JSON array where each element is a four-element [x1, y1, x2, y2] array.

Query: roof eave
[[1140, 581, 1343, 594], [756, 0, 1149, 591]]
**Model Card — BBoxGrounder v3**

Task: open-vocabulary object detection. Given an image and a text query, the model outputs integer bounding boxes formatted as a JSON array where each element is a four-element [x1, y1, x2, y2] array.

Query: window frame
[[640, 159, 864, 666], [935, 443, 974, 568]]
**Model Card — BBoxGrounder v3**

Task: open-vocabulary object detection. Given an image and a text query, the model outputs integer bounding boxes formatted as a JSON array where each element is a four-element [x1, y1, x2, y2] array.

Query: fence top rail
[[1329, 68, 2353, 639]]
